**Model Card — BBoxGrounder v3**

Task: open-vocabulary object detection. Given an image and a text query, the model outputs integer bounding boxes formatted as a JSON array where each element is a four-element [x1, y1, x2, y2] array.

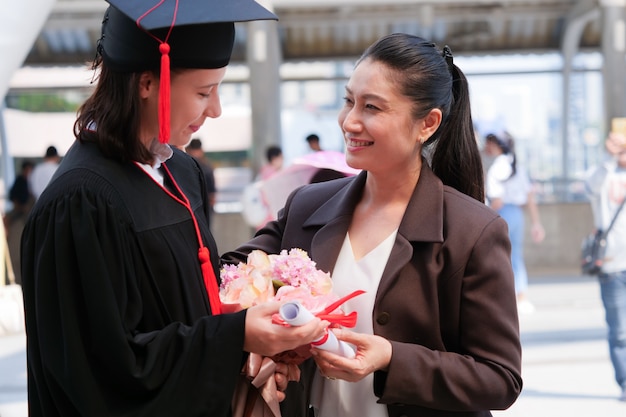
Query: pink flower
[[219, 248, 336, 310], [274, 286, 339, 314]]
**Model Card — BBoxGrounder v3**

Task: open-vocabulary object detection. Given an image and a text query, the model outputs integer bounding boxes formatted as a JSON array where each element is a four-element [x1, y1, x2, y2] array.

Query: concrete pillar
[[0, 104, 15, 212], [600, 0, 626, 132], [0, 0, 55, 207], [561, 0, 599, 199], [246, 17, 283, 177]]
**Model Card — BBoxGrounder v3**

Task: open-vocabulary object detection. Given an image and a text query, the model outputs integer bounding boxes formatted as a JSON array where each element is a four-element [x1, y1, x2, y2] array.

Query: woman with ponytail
[[223, 33, 522, 417]]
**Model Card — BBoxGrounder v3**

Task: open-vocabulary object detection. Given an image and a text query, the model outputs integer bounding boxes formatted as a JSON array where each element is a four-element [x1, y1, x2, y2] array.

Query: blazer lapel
[[376, 162, 445, 300], [303, 172, 367, 274]]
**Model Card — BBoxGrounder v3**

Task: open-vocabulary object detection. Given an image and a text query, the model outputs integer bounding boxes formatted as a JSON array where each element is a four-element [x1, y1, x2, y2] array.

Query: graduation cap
[[100, 0, 277, 144]]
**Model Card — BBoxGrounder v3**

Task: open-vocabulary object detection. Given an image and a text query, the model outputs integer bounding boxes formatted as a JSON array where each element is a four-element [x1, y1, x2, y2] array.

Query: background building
[[1, 0, 624, 272]]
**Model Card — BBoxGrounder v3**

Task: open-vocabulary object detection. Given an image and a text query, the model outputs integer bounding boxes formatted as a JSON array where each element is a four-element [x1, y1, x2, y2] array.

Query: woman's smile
[[345, 137, 374, 148]]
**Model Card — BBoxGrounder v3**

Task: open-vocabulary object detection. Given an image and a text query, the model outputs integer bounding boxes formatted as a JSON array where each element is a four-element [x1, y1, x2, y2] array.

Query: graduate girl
[[20, 1, 326, 416]]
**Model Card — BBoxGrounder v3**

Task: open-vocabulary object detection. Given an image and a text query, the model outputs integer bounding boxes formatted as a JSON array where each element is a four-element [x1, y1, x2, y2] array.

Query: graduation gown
[[21, 140, 246, 417]]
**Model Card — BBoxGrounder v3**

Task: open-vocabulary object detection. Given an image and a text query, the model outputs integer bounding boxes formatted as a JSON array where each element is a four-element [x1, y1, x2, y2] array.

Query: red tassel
[[198, 246, 222, 315], [158, 42, 171, 144]]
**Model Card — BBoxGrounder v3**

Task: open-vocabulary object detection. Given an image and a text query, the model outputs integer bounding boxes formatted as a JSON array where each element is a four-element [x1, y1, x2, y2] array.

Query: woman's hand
[[311, 328, 392, 382], [530, 222, 545, 243], [489, 197, 503, 211]]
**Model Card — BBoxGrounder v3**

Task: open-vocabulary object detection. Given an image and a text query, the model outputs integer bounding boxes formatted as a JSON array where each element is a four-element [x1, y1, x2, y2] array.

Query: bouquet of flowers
[[221, 248, 364, 362], [220, 248, 363, 417], [221, 248, 338, 315]]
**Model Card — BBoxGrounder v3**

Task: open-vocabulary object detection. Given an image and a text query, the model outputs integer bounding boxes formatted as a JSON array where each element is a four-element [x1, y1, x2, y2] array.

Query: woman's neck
[[363, 165, 420, 209]]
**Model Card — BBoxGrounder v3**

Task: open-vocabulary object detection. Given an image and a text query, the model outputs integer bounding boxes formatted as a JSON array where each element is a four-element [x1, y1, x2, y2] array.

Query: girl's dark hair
[[73, 60, 153, 163], [485, 132, 517, 179], [357, 33, 484, 202]]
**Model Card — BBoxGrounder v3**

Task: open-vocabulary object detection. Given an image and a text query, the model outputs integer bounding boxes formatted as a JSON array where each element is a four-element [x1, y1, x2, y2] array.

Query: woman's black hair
[[73, 59, 154, 164], [357, 33, 484, 202]]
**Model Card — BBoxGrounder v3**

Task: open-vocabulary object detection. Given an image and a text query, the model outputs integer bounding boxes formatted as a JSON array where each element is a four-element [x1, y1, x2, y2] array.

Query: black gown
[[21, 140, 246, 417]]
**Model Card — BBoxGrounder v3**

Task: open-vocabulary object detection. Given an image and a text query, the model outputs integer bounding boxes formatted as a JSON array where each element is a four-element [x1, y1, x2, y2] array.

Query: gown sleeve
[[21, 170, 247, 417]]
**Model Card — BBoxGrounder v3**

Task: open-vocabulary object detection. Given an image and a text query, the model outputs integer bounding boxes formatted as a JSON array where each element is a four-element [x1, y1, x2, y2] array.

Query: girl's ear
[[138, 71, 157, 99]]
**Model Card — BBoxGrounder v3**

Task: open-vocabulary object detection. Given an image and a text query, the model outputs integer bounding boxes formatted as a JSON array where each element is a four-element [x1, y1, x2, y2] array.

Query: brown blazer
[[223, 162, 522, 417]]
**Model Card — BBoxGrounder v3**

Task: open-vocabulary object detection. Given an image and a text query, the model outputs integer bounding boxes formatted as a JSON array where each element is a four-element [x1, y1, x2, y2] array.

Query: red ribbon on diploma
[[272, 289, 365, 328]]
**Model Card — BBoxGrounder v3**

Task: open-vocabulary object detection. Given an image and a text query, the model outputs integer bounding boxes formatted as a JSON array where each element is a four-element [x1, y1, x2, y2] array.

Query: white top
[[486, 153, 532, 206], [30, 161, 59, 200], [311, 229, 397, 417]]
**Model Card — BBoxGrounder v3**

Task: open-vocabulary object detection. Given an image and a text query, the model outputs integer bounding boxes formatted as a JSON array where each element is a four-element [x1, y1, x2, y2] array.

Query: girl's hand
[[273, 362, 300, 402], [244, 302, 329, 357]]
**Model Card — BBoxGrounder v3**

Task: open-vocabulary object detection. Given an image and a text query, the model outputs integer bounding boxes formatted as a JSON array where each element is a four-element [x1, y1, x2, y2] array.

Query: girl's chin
[[169, 135, 192, 148]]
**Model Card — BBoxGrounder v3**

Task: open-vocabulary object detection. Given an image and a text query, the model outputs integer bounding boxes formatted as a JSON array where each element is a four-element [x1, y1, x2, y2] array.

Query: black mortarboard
[[100, 0, 277, 144], [101, 0, 277, 72]]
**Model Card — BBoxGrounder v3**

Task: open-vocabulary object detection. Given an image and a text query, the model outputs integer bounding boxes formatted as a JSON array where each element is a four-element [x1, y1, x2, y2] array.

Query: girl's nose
[[205, 94, 222, 118]]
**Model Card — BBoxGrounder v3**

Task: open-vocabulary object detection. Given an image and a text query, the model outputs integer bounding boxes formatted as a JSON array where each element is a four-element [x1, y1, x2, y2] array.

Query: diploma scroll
[[279, 301, 356, 358]]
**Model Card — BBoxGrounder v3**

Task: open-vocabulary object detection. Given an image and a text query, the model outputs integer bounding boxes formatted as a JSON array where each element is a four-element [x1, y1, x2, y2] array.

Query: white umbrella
[[241, 151, 360, 228]]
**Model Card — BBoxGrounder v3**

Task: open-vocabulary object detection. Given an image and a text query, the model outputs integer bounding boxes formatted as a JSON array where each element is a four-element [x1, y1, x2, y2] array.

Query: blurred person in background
[[185, 138, 217, 228], [258, 144, 284, 180], [585, 131, 626, 402], [484, 132, 545, 315], [3, 160, 35, 284], [306, 133, 323, 152], [29, 145, 60, 200]]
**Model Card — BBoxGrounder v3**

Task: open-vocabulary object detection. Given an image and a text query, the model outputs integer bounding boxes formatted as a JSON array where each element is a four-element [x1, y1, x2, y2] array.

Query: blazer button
[[376, 312, 390, 325]]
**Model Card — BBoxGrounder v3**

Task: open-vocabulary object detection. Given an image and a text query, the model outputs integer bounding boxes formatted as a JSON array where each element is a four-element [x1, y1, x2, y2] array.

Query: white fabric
[[136, 162, 165, 186], [486, 154, 532, 206], [585, 159, 626, 273], [29, 161, 59, 200], [134, 140, 174, 186], [311, 230, 397, 417]]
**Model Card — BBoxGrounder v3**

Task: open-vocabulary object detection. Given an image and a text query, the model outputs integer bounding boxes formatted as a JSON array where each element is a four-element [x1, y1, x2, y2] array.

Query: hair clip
[[442, 45, 454, 68]]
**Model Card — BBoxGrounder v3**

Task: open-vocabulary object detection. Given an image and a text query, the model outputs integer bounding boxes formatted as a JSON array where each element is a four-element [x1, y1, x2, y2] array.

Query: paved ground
[[1, 273, 625, 416], [0, 330, 26, 417], [494, 274, 625, 416]]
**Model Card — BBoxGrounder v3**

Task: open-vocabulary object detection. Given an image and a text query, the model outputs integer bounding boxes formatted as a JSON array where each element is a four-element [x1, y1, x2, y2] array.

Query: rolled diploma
[[279, 301, 356, 358]]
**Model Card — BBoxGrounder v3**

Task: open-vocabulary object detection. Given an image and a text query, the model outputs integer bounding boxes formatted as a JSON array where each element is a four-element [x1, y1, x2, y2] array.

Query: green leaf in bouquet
[[272, 279, 286, 291]]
